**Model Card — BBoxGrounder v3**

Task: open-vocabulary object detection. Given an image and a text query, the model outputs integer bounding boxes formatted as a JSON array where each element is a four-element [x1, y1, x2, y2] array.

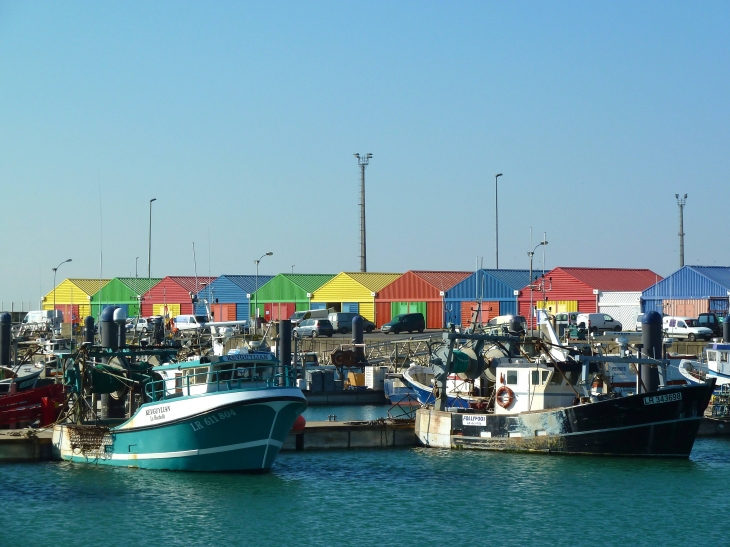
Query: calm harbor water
[[2, 415, 728, 546]]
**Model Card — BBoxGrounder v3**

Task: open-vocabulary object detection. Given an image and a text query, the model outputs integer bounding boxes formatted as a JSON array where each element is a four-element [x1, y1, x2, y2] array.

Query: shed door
[[211, 304, 236, 322], [460, 301, 498, 327], [391, 302, 426, 317], [55, 304, 80, 324], [153, 303, 181, 320]]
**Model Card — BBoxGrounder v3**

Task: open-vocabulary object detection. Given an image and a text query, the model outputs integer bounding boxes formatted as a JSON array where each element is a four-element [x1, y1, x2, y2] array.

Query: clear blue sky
[[1, 1, 728, 305]]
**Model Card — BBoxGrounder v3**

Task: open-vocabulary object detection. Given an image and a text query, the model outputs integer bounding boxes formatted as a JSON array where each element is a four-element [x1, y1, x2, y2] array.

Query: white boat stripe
[[108, 438, 284, 461], [458, 415, 702, 440]]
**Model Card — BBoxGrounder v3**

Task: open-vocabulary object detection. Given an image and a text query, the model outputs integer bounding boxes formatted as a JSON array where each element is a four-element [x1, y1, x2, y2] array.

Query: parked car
[[486, 315, 527, 335], [576, 313, 622, 333], [697, 313, 722, 337], [328, 312, 375, 334], [289, 309, 330, 327], [555, 312, 579, 328], [126, 317, 157, 333], [635, 313, 643, 332], [663, 316, 713, 341], [381, 313, 425, 334], [293, 318, 334, 338]]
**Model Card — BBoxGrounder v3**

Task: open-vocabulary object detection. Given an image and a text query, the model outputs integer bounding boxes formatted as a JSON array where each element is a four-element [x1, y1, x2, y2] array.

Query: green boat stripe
[[106, 438, 284, 461], [120, 396, 306, 433]]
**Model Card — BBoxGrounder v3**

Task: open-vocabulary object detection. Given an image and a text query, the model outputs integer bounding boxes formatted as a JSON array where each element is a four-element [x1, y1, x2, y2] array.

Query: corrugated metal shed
[[642, 266, 730, 315], [376, 271, 471, 328], [43, 278, 112, 320], [445, 270, 530, 327], [141, 276, 216, 317], [90, 277, 162, 318], [251, 274, 335, 313], [517, 267, 661, 325], [312, 272, 402, 323], [193, 275, 273, 322], [560, 268, 661, 292]]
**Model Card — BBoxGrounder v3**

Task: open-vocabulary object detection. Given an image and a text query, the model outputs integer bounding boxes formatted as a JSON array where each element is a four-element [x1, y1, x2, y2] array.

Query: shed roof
[[115, 277, 163, 295], [213, 275, 274, 295], [279, 274, 336, 293], [410, 271, 472, 291], [66, 279, 111, 296], [484, 269, 532, 290], [165, 276, 217, 293], [689, 266, 730, 290], [342, 272, 403, 292], [559, 268, 661, 292]]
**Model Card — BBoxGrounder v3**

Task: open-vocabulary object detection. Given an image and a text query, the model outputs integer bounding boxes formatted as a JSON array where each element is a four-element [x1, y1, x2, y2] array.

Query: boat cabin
[[149, 351, 287, 400], [492, 356, 578, 414], [705, 343, 730, 379]]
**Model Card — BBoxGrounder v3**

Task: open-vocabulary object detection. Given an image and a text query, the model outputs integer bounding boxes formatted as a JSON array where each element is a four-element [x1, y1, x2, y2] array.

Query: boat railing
[[144, 364, 297, 401]]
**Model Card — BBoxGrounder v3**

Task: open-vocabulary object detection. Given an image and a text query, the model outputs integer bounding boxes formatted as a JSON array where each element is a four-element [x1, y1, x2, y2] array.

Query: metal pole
[[495, 173, 502, 269], [148, 198, 157, 278], [676, 194, 687, 268], [254, 252, 273, 333], [135, 257, 139, 278], [52, 259, 72, 326], [354, 153, 372, 273]]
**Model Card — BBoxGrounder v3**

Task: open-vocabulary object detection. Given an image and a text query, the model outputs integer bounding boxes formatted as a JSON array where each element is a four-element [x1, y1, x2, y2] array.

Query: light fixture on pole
[[354, 153, 372, 272], [254, 252, 273, 332], [52, 259, 72, 325], [148, 198, 157, 278], [495, 173, 503, 269], [675, 193, 687, 268], [527, 238, 548, 331]]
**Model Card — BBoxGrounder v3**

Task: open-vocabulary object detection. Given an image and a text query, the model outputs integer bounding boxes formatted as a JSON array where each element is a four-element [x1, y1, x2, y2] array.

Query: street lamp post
[[148, 198, 157, 278], [527, 239, 548, 331], [254, 252, 273, 332], [495, 173, 503, 269], [135, 257, 139, 279], [52, 259, 72, 328]]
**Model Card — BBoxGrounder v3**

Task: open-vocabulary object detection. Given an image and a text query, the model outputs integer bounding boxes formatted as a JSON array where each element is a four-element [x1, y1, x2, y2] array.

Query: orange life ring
[[496, 386, 515, 408]]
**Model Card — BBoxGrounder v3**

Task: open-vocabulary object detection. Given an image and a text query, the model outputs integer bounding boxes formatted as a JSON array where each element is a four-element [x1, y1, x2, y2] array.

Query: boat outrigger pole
[[431, 327, 520, 412]]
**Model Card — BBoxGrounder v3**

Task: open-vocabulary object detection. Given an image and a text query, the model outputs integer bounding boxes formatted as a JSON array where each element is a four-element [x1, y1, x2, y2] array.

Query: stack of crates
[[365, 366, 389, 390], [306, 370, 323, 392]]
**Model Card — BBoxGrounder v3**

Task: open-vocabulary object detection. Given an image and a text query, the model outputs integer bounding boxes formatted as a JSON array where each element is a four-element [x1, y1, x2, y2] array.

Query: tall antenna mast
[[354, 153, 372, 272], [675, 194, 687, 268]]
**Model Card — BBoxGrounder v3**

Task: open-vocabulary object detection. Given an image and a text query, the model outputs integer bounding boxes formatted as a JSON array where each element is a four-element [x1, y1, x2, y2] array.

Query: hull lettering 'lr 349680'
[[414, 312, 715, 458]]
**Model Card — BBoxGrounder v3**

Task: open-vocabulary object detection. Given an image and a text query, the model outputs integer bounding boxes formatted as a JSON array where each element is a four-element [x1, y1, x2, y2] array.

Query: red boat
[[0, 373, 66, 429]]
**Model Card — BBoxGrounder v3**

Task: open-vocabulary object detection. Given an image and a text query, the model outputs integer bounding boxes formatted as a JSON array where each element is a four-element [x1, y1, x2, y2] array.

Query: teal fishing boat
[[52, 349, 307, 472]]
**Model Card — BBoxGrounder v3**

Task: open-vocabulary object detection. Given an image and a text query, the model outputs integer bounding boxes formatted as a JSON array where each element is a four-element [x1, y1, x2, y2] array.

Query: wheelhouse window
[[506, 371, 518, 385], [549, 371, 563, 385], [184, 367, 209, 385], [214, 363, 234, 381], [531, 370, 550, 385]]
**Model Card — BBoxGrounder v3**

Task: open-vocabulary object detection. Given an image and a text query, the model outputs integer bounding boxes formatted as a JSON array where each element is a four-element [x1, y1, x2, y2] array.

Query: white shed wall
[[599, 291, 641, 331]]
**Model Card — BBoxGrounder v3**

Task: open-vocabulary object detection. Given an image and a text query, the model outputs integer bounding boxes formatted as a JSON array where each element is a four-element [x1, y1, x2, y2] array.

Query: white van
[[21, 310, 63, 331], [662, 316, 712, 341], [174, 315, 209, 331], [576, 313, 622, 333]]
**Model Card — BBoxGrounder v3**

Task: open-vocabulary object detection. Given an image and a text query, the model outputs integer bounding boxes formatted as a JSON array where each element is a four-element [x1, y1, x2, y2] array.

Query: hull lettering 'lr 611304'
[[412, 316, 714, 458]]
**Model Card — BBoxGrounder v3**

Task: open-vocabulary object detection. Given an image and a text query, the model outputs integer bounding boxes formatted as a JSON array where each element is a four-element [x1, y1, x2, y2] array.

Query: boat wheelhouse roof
[[707, 343, 730, 351], [154, 351, 279, 371]]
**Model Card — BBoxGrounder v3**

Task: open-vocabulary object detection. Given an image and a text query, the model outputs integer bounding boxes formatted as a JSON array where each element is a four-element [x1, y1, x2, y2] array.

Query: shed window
[[506, 371, 518, 385]]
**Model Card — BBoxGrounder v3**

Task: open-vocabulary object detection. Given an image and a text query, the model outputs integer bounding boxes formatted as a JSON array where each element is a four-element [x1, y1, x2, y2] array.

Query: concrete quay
[[282, 419, 416, 451], [0, 419, 416, 463], [303, 389, 388, 406]]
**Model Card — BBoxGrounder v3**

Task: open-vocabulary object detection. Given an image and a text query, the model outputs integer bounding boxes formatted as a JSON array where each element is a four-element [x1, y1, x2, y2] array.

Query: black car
[[380, 313, 425, 334], [698, 313, 723, 337]]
